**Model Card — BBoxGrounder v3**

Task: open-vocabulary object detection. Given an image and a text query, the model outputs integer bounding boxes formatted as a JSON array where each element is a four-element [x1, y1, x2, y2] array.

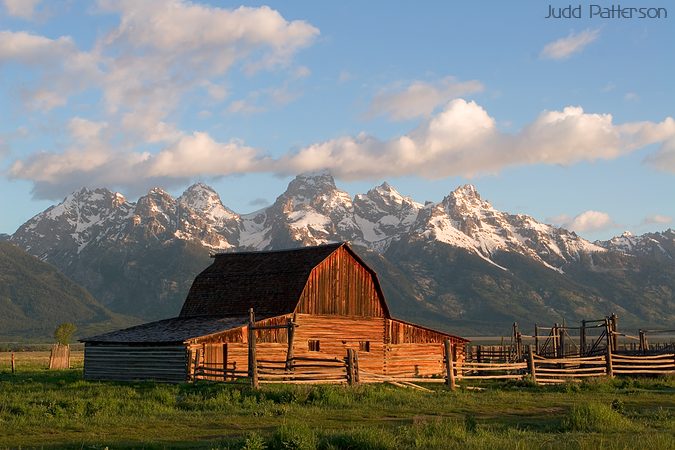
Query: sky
[[0, 0, 674, 241]]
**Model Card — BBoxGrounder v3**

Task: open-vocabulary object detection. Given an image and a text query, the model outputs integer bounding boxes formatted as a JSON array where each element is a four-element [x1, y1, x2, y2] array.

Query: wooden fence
[[612, 353, 675, 375], [454, 348, 675, 385]]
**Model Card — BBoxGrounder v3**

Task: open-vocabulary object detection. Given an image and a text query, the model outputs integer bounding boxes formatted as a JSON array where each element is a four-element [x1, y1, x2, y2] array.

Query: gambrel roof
[[83, 242, 391, 343], [179, 242, 389, 318]]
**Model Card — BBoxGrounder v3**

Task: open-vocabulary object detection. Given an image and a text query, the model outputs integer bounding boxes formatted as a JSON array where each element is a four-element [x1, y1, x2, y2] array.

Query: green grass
[[0, 369, 673, 449]]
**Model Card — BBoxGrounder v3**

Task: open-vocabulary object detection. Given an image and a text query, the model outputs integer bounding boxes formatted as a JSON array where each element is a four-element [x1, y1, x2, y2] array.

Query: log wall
[[84, 344, 188, 382], [192, 314, 465, 379], [296, 246, 385, 317]]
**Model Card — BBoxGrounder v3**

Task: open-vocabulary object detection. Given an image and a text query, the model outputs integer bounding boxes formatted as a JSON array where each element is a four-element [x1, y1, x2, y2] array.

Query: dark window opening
[[308, 339, 320, 352], [359, 341, 370, 352]]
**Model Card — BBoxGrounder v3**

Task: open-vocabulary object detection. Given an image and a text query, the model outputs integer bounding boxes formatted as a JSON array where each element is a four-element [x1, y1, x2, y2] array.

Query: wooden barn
[[82, 243, 468, 383]]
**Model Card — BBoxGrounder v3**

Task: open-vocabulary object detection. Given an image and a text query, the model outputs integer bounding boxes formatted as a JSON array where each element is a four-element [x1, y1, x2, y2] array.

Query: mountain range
[[5, 172, 675, 336]]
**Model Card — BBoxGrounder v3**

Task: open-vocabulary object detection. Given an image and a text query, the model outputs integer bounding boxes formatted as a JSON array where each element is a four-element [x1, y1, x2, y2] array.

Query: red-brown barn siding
[[190, 315, 465, 379], [296, 246, 385, 317]]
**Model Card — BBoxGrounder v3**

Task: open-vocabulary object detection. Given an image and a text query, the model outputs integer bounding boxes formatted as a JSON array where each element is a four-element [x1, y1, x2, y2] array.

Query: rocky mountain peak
[[370, 182, 406, 206], [178, 182, 237, 223], [286, 171, 338, 196]]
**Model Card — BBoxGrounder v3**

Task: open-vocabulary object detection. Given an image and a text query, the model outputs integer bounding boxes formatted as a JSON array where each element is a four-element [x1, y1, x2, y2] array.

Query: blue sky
[[1, 0, 674, 240]]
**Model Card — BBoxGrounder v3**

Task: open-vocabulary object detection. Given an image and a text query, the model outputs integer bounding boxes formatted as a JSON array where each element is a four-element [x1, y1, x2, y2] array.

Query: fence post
[[444, 339, 456, 390], [222, 343, 228, 381], [604, 318, 614, 378], [192, 348, 201, 381], [580, 320, 586, 356], [527, 345, 537, 384], [534, 324, 539, 354], [605, 347, 614, 378], [285, 317, 296, 372], [477, 345, 482, 363], [560, 319, 566, 357], [604, 318, 612, 353], [346, 349, 355, 385], [248, 308, 259, 389], [610, 314, 619, 351], [353, 350, 360, 384], [11, 352, 15, 374]]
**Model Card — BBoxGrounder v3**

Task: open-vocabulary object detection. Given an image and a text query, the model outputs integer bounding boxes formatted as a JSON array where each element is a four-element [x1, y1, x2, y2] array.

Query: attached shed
[[82, 243, 468, 382]]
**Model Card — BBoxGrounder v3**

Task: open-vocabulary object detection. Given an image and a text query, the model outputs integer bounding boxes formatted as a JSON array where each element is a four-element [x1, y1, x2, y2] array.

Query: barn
[[82, 242, 468, 383]]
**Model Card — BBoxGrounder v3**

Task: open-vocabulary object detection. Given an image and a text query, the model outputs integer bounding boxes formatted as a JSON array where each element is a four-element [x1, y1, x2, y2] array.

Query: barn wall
[[292, 314, 386, 373], [193, 314, 387, 374], [84, 344, 188, 382], [191, 315, 466, 379], [296, 246, 385, 317]]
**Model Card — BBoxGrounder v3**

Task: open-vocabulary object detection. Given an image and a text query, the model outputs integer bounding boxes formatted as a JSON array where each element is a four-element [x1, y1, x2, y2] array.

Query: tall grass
[[0, 370, 673, 449]]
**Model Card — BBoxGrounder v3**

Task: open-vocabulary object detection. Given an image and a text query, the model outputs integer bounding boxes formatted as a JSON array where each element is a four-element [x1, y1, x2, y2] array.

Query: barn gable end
[[296, 245, 388, 317]]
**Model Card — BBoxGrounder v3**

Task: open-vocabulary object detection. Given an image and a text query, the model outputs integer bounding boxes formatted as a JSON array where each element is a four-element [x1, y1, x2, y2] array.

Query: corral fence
[[470, 315, 674, 364], [189, 310, 674, 389], [455, 346, 675, 385]]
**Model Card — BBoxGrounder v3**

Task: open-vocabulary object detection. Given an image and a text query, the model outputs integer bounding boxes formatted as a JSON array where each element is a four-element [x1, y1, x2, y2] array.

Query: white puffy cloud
[[644, 136, 675, 173], [278, 100, 675, 180], [563, 211, 615, 233], [0, 1, 318, 138], [10, 131, 270, 199], [2, 0, 41, 19], [642, 214, 672, 225], [368, 77, 484, 121], [10, 98, 675, 199], [541, 29, 600, 60]]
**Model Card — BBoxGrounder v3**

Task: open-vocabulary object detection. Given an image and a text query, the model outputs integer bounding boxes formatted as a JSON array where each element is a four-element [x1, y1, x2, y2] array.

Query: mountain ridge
[[8, 173, 675, 334]]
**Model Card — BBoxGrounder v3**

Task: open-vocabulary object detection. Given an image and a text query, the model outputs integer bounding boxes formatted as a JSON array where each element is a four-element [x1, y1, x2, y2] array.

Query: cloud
[[10, 98, 675, 199], [338, 70, 353, 83], [227, 85, 299, 115], [624, 92, 639, 102], [293, 66, 311, 79], [367, 77, 484, 121], [278, 100, 675, 179], [0, 1, 318, 138], [0, 31, 101, 110], [9, 131, 270, 199], [642, 214, 672, 225], [563, 211, 615, 233], [2, 0, 41, 19], [546, 214, 571, 226], [541, 29, 600, 60], [249, 198, 269, 207]]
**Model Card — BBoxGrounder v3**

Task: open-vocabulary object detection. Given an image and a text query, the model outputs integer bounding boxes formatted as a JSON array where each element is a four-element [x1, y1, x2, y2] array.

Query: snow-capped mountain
[[8, 172, 675, 331], [9, 172, 628, 272], [596, 230, 675, 259], [408, 185, 605, 272], [12, 187, 135, 258]]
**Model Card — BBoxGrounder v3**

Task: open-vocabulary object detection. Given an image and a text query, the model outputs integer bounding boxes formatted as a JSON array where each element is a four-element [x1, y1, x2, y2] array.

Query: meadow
[[0, 352, 673, 449]]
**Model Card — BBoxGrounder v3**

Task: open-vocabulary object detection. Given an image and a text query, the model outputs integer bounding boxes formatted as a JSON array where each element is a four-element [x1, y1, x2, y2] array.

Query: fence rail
[[454, 351, 674, 385]]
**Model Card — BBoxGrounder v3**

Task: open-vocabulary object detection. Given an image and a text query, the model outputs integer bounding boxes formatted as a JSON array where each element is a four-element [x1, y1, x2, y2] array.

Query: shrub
[[561, 402, 635, 432], [242, 431, 267, 450], [54, 323, 77, 345], [271, 423, 317, 450]]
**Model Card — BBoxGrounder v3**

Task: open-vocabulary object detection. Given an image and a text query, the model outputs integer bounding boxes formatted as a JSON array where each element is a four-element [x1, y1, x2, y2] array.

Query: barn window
[[359, 341, 370, 352], [308, 340, 320, 352]]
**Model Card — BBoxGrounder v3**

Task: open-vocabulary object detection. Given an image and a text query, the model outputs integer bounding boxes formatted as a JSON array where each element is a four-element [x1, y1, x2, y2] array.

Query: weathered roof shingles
[[83, 316, 249, 343], [179, 242, 343, 318]]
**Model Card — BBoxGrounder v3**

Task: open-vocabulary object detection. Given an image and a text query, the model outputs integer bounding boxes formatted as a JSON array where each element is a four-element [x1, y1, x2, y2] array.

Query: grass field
[[0, 352, 673, 449]]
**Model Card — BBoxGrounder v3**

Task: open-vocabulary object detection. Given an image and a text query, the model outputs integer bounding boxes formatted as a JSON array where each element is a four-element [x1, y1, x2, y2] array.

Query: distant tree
[[54, 323, 77, 346]]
